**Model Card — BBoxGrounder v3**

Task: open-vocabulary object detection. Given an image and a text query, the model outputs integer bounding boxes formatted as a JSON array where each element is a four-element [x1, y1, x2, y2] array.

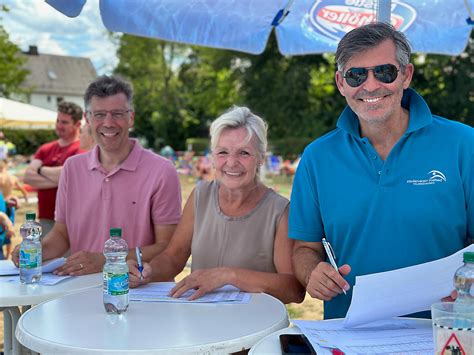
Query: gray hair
[[84, 75, 134, 111], [210, 106, 268, 160], [335, 22, 411, 73]]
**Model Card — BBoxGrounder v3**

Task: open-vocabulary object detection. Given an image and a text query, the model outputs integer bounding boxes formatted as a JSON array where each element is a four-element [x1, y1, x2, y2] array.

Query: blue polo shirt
[[289, 88, 474, 320]]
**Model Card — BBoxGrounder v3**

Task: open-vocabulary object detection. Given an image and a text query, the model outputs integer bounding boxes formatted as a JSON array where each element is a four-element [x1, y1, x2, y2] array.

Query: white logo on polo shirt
[[406, 170, 447, 186]]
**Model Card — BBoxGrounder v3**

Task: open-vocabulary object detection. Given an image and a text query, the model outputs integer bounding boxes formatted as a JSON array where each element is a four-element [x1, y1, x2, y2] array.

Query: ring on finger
[[79, 263, 84, 270]]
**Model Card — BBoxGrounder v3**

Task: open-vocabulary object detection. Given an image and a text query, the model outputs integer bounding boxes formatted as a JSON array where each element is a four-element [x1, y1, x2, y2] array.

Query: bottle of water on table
[[103, 228, 129, 314], [19, 212, 42, 284], [453, 251, 474, 325]]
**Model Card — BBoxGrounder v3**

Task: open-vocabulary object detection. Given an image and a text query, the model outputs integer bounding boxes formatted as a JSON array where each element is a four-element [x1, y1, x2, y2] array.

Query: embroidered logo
[[406, 170, 447, 186]]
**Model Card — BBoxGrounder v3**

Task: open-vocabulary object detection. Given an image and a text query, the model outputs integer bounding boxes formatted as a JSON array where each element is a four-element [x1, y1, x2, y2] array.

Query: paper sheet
[[294, 318, 433, 354], [344, 244, 474, 327], [0, 273, 72, 285], [129, 282, 251, 303], [0, 257, 66, 276]]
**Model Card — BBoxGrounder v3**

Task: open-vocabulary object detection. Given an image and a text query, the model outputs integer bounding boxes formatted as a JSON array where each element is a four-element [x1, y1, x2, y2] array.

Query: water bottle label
[[19, 249, 41, 269], [103, 272, 129, 295]]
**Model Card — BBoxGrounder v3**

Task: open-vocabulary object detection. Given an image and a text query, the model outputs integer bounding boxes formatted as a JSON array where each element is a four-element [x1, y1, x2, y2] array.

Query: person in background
[[0, 131, 9, 160], [13, 75, 182, 275], [24, 101, 84, 235], [289, 23, 473, 319], [0, 193, 15, 260], [128, 106, 305, 304], [0, 159, 28, 203], [0, 159, 28, 258]]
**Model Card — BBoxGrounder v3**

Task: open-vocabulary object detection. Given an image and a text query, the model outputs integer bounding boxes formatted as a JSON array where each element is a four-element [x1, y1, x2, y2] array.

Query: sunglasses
[[343, 64, 400, 87]]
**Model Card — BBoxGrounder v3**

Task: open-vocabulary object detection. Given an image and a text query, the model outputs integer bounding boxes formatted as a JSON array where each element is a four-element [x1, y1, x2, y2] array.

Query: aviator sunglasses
[[343, 64, 400, 87]]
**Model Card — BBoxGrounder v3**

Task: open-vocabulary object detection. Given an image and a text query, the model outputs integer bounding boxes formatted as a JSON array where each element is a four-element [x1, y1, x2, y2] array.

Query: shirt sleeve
[[151, 160, 182, 225], [34, 144, 46, 161], [288, 150, 324, 242]]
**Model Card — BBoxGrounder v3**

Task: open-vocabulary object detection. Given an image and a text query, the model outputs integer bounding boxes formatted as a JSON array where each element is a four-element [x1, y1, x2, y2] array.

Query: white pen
[[135, 247, 143, 280], [321, 237, 347, 295]]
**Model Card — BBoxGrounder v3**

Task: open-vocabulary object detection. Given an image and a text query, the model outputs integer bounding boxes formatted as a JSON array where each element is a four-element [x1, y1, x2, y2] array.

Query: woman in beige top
[[129, 106, 304, 304]]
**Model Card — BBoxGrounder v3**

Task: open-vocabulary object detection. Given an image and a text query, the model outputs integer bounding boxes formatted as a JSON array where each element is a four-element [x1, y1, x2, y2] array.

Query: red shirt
[[34, 140, 83, 219]]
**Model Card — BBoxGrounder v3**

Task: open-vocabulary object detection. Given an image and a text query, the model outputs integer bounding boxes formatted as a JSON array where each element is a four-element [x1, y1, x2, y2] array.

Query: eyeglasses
[[343, 64, 400, 87], [87, 110, 132, 121]]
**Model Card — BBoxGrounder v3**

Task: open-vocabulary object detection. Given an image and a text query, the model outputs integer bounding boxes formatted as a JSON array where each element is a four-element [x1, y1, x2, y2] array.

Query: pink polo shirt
[[55, 140, 182, 253]]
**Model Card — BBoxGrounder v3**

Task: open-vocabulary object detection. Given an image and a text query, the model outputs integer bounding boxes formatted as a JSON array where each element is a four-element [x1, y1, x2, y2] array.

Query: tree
[[0, 5, 29, 98], [411, 31, 473, 126], [114, 35, 190, 150]]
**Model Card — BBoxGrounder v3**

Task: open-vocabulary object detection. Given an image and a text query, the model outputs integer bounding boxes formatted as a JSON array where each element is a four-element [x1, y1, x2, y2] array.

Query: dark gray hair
[[335, 22, 411, 73], [210, 106, 268, 160], [84, 75, 134, 110]]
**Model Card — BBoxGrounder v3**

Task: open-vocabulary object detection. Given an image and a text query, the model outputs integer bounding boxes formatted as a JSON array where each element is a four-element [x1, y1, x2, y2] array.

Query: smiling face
[[85, 93, 134, 155], [212, 127, 262, 191], [335, 39, 413, 129]]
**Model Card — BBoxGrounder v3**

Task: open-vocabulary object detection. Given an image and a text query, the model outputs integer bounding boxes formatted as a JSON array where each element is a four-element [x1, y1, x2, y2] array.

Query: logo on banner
[[306, 0, 417, 42]]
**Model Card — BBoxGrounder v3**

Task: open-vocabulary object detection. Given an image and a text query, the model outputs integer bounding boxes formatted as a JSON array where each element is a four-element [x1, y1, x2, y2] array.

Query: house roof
[[21, 48, 97, 96]]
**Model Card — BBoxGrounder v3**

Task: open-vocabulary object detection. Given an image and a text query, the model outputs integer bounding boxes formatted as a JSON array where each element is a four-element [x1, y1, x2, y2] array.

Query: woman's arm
[[171, 206, 306, 304]]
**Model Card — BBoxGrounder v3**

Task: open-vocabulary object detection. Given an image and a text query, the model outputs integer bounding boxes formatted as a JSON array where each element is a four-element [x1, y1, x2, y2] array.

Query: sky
[[1, 0, 118, 74]]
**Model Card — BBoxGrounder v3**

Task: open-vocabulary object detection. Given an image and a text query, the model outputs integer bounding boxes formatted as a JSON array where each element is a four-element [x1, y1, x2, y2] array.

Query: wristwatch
[[37, 166, 43, 176]]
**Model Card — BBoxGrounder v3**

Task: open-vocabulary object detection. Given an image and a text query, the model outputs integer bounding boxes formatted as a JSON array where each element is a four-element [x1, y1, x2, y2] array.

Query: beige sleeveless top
[[191, 180, 289, 273]]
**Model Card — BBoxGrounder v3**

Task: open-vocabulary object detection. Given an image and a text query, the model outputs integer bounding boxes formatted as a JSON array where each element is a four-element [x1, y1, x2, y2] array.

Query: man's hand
[[169, 268, 228, 300], [53, 251, 105, 276], [127, 260, 153, 288], [306, 262, 351, 301], [441, 290, 458, 302]]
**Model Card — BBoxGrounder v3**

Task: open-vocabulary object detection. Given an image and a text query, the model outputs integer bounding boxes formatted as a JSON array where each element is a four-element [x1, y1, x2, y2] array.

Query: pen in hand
[[322, 237, 347, 295], [135, 247, 144, 280]]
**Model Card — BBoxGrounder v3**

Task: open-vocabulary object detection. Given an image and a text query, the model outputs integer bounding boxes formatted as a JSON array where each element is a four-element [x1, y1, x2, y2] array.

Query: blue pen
[[135, 247, 143, 280]]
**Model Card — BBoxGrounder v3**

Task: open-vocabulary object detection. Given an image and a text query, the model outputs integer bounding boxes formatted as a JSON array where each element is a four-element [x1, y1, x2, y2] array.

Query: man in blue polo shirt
[[289, 22, 473, 320]]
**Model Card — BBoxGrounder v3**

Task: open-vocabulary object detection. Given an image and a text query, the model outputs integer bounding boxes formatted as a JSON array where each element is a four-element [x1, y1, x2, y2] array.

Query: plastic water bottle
[[454, 252, 474, 304], [19, 212, 42, 284], [103, 228, 129, 314], [453, 252, 474, 323]]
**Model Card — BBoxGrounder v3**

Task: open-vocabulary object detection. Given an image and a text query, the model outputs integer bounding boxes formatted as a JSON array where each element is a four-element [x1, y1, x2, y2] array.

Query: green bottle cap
[[25, 212, 36, 221], [463, 252, 474, 263], [109, 228, 122, 237]]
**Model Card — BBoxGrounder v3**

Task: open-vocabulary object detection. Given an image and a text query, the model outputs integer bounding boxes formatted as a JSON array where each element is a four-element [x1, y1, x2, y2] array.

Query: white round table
[[249, 326, 304, 355], [16, 288, 289, 354], [1, 273, 102, 355]]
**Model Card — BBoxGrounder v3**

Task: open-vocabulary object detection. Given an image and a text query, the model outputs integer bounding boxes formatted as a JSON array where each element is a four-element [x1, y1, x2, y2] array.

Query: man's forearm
[[40, 166, 62, 184], [292, 245, 325, 286], [128, 240, 169, 263], [42, 227, 70, 261], [24, 168, 58, 189]]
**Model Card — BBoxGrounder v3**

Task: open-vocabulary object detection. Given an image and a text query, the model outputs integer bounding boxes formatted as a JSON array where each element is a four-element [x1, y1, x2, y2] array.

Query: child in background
[[0, 159, 28, 258]]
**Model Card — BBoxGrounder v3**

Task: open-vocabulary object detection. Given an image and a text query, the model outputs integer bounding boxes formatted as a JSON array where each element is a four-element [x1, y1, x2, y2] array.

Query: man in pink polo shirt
[[13, 76, 182, 275]]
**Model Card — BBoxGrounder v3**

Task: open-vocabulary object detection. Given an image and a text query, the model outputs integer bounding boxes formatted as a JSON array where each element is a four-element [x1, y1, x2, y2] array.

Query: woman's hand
[[169, 268, 231, 300]]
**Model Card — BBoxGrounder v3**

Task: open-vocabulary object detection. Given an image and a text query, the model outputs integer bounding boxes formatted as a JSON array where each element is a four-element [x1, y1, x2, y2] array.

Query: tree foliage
[[0, 6, 29, 98], [114, 29, 473, 154]]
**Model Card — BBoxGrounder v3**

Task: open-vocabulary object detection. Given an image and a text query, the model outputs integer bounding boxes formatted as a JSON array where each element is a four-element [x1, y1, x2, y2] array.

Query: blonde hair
[[210, 106, 268, 160]]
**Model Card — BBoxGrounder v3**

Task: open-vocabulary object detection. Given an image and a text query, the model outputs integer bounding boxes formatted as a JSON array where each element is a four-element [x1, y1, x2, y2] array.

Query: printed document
[[344, 244, 474, 327], [129, 282, 251, 303], [0, 257, 66, 276], [294, 318, 433, 354], [0, 273, 72, 285]]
